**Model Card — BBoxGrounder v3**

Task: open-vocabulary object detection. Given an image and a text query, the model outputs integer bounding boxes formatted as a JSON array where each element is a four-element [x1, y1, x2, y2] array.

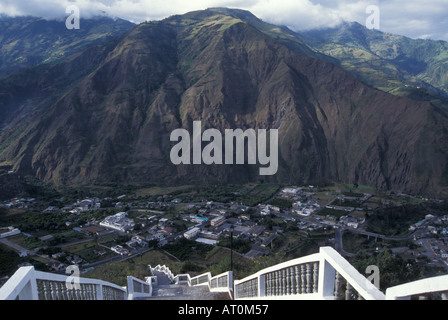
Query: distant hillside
[[0, 15, 135, 75], [301, 22, 448, 110]]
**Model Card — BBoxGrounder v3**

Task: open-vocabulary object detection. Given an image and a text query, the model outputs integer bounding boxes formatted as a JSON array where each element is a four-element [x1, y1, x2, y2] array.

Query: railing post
[[306, 264, 312, 293], [19, 268, 38, 300], [334, 272, 341, 299], [345, 282, 353, 300], [259, 274, 265, 298], [301, 265, 306, 294], [96, 284, 104, 300], [318, 258, 336, 299], [296, 266, 301, 294]]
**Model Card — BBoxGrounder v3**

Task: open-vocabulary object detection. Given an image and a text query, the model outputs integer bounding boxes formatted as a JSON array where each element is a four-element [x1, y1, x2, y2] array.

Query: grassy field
[[132, 183, 280, 207], [134, 185, 195, 197]]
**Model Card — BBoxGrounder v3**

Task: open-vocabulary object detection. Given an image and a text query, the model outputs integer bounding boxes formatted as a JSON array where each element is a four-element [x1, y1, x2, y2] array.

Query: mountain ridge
[[0, 15, 135, 75], [300, 21, 448, 101], [0, 9, 447, 197]]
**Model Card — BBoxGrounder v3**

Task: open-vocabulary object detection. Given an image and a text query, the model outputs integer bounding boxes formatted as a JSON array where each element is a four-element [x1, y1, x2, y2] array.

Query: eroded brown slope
[[0, 10, 447, 197]]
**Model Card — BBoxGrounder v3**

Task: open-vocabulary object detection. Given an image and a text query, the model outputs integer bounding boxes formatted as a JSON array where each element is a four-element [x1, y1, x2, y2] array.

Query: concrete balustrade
[[126, 276, 153, 300], [385, 275, 448, 300], [0, 266, 127, 300], [2, 247, 448, 300], [234, 247, 386, 300]]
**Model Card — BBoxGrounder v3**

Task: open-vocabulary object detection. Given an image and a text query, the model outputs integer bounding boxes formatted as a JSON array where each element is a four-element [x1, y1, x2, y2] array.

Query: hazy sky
[[1, 0, 447, 41]]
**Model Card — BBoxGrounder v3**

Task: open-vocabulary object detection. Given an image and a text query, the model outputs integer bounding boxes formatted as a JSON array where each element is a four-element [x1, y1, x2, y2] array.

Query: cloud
[[0, 0, 447, 41]]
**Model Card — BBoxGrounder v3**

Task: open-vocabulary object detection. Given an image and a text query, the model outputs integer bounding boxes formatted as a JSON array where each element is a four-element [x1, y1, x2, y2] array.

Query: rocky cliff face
[[0, 9, 447, 197]]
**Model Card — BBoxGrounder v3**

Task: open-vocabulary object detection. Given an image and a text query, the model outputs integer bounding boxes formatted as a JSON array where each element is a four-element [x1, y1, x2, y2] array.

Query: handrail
[[234, 252, 322, 300], [0, 266, 127, 300], [234, 247, 386, 300], [386, 275, 448, 300], [190, 272, 212, 286], [149, 265, 175, 283], [126, 276, 153, 300], [3, 248, 448, 300]]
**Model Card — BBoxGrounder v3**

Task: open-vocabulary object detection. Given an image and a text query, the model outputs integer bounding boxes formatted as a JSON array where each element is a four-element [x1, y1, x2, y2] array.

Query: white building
[[184, 227, 201, 240], [195, 238, 218, 245], [282, 187, 299, 194], [100, 212, 134, 232], [347, 222, 359, 229], [0, 227, 21, 239], [211, 216, 226, 227]]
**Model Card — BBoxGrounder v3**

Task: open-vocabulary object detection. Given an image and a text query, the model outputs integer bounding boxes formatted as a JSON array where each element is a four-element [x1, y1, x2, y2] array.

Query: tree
[[350, 249, 424, 292]]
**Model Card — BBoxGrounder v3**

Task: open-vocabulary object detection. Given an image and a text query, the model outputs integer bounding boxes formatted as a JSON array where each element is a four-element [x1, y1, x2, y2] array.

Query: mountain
[[0, 15, 135, 75], [300, 22, 448, 104], [0, 8, 447, 197]]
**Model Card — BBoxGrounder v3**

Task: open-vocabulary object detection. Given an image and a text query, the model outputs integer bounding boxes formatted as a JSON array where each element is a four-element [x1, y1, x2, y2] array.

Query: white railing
[[234, 247, 386, 300], [210, 271, 233, 295], [174, 271, 233, 298], [0, 266, 127, 300], [3, 247, 448, 300], [386, 275, 448, 300], [149, 265, 175, 283], [126, 276, 153, 300], [189, 272, 212, 287]]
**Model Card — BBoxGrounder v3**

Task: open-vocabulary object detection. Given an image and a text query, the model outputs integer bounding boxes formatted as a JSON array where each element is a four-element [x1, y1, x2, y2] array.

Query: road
[[0, 238, 30, 257]]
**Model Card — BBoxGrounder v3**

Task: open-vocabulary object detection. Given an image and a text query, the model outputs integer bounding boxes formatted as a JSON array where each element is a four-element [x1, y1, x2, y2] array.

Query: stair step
[[142, 270, 231, 300], [144, 284, 231, 300]]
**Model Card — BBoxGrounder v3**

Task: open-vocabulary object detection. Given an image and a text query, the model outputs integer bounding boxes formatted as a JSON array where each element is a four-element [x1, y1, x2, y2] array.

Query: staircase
[[2, 247, 448, 300], [142, 270, 231, 300]]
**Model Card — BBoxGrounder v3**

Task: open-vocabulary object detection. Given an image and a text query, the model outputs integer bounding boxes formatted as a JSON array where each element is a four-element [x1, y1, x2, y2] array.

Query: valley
[[1, 7, 448, 296], [1, 180, 446, 291]]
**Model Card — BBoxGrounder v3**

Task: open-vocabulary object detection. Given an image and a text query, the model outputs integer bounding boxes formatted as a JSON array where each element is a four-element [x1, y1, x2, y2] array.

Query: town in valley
[[1, 180, 447, 289]]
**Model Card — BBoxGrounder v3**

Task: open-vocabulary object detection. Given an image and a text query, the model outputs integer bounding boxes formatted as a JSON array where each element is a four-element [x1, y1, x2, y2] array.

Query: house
[[50, 262, 66, 272], [195, 238, 218, 246], [261, 233, 278, 247], [210, 216, 226, 227], [184, 227, 201, 240], [0, 227, 21, 239], [250, 225, 265, 237], [126, 236, 147, 248], [282, 187, 299, 195], [52, 252, 66, 260], [158, 218, 170, 227], [111, 245, 129, 256], [100, 212, 135, 232], [347, 222, 359, 229], [199, 231, 220, 240], [76, 199, 94, 211], [67, 255, 83, 265], [260, 207, 271, 216]]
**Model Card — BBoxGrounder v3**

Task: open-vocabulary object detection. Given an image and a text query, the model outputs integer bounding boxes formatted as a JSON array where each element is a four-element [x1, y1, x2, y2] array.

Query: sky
[[0, 0, 447, 41]]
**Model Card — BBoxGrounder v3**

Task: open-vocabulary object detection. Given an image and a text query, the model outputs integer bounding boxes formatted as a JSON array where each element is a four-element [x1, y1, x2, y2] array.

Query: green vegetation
[[349, 249, 424, 292], [162, 238, 214, 261], [332, 199, 361, 208], [0, 16, 134, 75], [301, 21, 448, 114], [268, 198, 294, 210], [0, 244, 23, 277], [133, 183, 280, 207], [366, 204, 428, 237]]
